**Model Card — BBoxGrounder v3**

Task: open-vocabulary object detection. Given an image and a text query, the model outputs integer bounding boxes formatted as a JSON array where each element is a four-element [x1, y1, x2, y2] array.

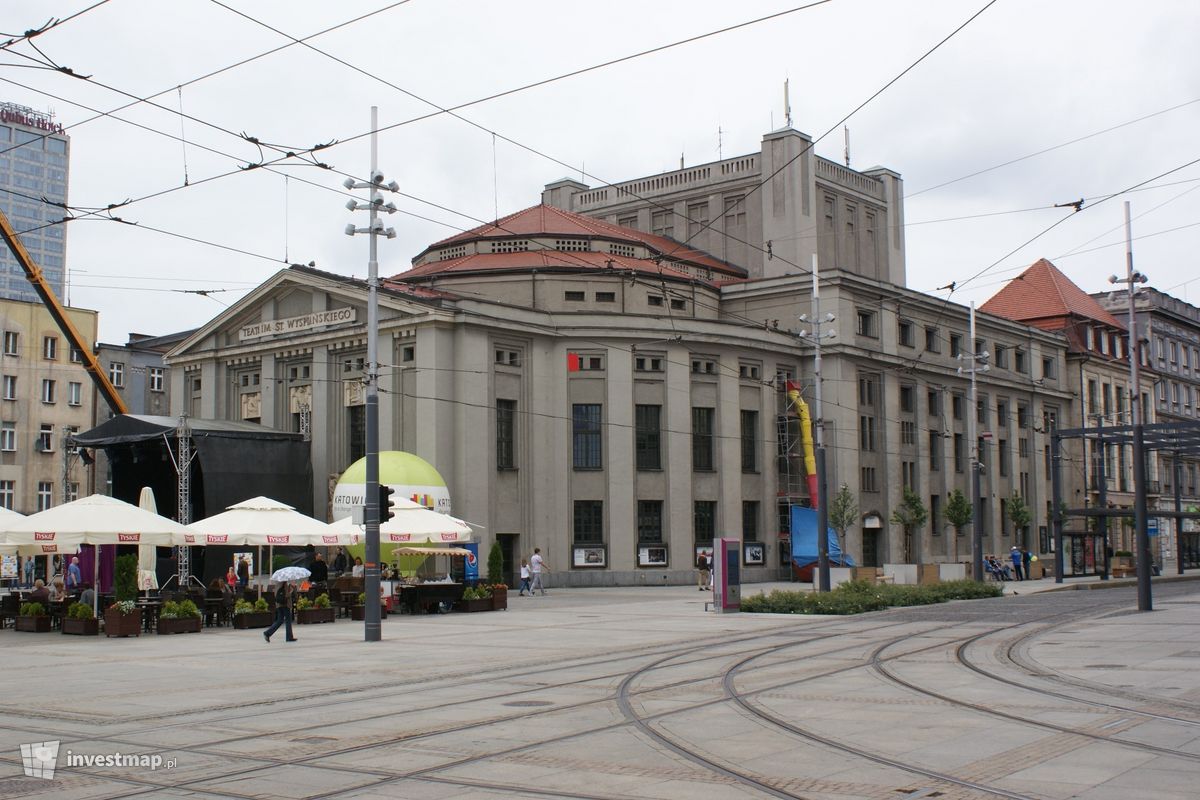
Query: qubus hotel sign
[[0, 107, 64, 134], [239, 308, 357, 341]]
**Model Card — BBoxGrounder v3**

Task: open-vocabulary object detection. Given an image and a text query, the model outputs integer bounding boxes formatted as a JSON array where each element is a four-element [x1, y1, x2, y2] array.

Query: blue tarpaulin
[[790, 506, 854, 567]]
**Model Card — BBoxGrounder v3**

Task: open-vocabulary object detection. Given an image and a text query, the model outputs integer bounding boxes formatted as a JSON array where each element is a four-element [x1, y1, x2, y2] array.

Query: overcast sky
[[3, 0, 1197, 342]]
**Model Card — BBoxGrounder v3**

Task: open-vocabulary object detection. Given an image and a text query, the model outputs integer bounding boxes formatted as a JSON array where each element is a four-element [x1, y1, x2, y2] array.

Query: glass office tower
[[0, 102, 69, 303]]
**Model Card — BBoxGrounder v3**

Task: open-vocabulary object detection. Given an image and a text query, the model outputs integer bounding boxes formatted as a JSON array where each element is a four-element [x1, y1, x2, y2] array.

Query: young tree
[[1006, 492, 1032, 548], [827, 484, 858, 565], [890, 487, 928, 563], [486, 540, 505, 585], [944, 489, 973, 562]]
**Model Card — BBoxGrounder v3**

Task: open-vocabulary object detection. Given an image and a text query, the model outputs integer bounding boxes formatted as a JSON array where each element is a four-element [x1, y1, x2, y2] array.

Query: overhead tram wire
[[905, 96, 1200, 199], [0, 0, 113, 51], [653, 0, 1000, 268], [0, 2, 843, 261], [206, 0, 839, 280]]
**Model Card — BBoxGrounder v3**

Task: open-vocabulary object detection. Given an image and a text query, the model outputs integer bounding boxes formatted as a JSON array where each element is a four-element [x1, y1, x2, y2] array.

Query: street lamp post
[[797, 256, 836, 592], [961, 302, 989, 581], [1108, 200, 1151, 612], [344, 106, 398, 641]]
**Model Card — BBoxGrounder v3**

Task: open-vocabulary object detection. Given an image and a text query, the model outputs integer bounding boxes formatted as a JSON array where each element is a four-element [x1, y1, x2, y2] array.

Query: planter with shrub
[[157, 599, 202, 634], [105, 554, 142, 637], [741, 579, 1004, 615], [490, 584, 508, 611], [232, 598, 272, 629], [455, 585, 494, 613], [296, 593, 335, 624], [16, 601, 51, 632], [350, 592, 387, 621], [62, 602, 99, 636]]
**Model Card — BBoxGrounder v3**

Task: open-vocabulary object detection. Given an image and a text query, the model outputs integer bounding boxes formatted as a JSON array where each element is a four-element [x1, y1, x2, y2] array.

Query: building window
[[691, 358, 717, 375], [596, 291, 615, 303], [564, 290, 585, 302], [692, 407, 715, 471], [637, 500, 663, 543], [635, 405, 662, 470], [496, 399, 516, 469], [952, 393, 964, 420], [900, 384, 915, 413], [67, 482, 79, 502], [1014, 349, 1027, 373], [634, 356, 664, 372], [687, 202, 709, 239], [902, 460, 917, 490], [2, 332, 17, 356], [149, 367, 164, 392], [42, 336, 57, 360], [38, 424, 52, 452], [647, 294, 664, 307], [2, 375, 14, 400], [994, 345, 1008, 369], [858, 375, 877, 407], [741, 410, 758, 472], [68, 381, 81, 406], [898, 320, 914, 348], [572, 404, 603, 469], [1017, 403, 1030, 428], [859, 415, 876, 451], [977, 394, 988, 425], [694, 500, 716, 545], [109, 362, 125, 388], [36, 481, 52, 511], [925, 326, 940, 353], [930, 495, 941, 537], [651, 209, 674, 239], [929, 431, 941, 471], [70, 347, 82, 363], [901, 420, 916, 445], [667, 298, 686, 311], [950, 333, 962, 357], [998, 439, 1009, 476], [41, 379, 55, 404], [856, 309, 876, 337], [0, 480, 12, 509], [861, 466, 878, 492], [0, 422, 14, 451], [739, 363, 761, 380], [996, 400, 1009, 427], [742, 501, 760, 542], [954, 433, 965, 472], [402, 346, 415, 362], [573, 500, 604, 544], [927, 389, 939, 417]]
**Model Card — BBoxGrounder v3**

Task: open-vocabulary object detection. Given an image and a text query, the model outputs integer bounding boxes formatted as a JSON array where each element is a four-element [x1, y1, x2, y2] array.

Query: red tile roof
[[980, 258, 1124, 330], [410, 204, 744, 278]]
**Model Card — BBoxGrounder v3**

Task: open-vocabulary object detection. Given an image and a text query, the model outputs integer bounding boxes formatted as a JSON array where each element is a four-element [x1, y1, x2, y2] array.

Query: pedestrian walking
[[696, 552, 711, 590], [1021, 547, 1032, 579], [1009, 546, 1024, 581], [237, 556, 251, 590], [263, 582, 298, 643], [22, 556, 34, 588], [66, 557, 82, 589], [530, 548, 548, 595], [518, 559, 532, 596]]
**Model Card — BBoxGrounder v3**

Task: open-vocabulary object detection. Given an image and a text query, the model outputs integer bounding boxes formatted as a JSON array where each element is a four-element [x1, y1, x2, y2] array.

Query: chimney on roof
[[542, 178, 589, 212]]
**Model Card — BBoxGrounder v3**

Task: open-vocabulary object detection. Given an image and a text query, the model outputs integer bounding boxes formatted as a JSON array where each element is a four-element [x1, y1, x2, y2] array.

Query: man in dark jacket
[[310, 552, 328, 583]]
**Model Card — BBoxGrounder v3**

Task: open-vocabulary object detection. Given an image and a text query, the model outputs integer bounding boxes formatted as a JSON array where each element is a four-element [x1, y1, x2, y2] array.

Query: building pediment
[[167, 266, 440, 361]]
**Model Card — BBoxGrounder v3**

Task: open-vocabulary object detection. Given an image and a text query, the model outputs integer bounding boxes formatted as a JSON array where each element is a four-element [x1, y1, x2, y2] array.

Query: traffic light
[[377, 483, 396, 522]]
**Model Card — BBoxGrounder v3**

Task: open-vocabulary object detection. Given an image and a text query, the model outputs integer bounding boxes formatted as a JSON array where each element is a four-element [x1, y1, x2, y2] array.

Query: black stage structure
[[1052, 419, 1200, 611], [71, 414, 312, 586]]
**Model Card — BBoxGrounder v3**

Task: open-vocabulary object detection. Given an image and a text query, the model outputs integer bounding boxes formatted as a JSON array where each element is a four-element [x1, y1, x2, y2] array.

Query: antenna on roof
[[718, 126, 723, 161], [680, 152, 684, 170], [844, 126, 850, 167], [784, 79, 792, 128]]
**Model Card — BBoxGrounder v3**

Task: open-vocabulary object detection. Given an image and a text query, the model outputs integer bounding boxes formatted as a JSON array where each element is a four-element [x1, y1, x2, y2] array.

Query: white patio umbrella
[[137, 487, 160, 592], [324, 504, 473, 544], [185, 496, 334, 546], [187, 497, 333, 593], [3, 494, 192, 615]]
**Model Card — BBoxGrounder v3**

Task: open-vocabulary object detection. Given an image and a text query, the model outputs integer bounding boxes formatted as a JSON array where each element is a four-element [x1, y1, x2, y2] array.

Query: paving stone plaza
[[2, 578, 1199, 800]]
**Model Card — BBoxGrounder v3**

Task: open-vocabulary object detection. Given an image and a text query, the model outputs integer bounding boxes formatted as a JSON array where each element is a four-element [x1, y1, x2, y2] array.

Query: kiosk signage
[[712, 537, 740, 612]]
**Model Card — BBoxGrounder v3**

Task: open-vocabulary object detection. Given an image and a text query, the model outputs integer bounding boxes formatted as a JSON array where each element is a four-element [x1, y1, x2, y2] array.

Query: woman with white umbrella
[[262, 565, 308, 644]]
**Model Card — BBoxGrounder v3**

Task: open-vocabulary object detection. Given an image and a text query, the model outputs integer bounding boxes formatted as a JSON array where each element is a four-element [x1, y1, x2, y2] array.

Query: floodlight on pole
[[343, 105, 396, 642]]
